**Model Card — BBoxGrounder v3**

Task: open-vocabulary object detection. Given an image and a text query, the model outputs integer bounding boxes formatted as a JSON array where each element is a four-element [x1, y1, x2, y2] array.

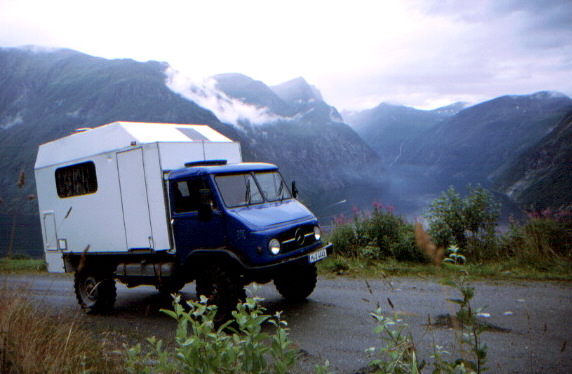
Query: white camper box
[[34, 122, 242, 273]]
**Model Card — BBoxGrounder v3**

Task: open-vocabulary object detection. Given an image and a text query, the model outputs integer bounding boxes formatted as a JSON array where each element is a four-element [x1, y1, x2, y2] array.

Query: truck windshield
[[254, 171, 291, 202], [215, 171, 291, 207]]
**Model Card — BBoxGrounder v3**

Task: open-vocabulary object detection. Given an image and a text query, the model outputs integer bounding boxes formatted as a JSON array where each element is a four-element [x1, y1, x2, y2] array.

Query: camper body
[[35, 122, 331, 316]]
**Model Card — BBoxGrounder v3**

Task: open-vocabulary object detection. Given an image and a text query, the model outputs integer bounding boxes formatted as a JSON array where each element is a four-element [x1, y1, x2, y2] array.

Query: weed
[[330, 202, 426, 263], [125, 294, 299, 374]]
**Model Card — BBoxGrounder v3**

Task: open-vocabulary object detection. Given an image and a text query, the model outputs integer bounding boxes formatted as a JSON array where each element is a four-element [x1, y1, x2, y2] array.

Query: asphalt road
[[2, 273, 571, 374]]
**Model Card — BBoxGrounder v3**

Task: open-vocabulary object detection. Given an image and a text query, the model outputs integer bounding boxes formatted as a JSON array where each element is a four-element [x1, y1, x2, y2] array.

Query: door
[[117, 148, 153, 249], [170, 177, 225, 258], [42, 211, 57, 250]]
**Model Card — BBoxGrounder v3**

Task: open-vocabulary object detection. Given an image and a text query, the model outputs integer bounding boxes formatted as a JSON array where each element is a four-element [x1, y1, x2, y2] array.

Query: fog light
[[268, 238, 281, 255], [314, 226, 321, 241]]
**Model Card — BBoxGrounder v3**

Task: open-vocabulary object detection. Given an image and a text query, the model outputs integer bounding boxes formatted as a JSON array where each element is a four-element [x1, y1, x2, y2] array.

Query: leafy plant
[[125, 295, 299, 374], [329, 202, 424, 262], [438, 267, 488, 373], [367, 309, 422, 374], [425, 185, 501, 260], [443, 245, 466, 265]]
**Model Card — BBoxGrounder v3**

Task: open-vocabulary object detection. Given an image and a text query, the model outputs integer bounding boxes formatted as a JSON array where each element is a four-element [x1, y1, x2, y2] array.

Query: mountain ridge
[[1, 46, 571, 254]]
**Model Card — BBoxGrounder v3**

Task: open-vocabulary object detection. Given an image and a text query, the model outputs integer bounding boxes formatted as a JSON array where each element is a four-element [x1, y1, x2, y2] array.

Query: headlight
[[268, 238, 281, 255], [313, 226, 321, 241]]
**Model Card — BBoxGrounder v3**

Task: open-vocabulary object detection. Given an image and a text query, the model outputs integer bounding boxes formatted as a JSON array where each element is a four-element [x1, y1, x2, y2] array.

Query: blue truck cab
[[169, 162, 329, 269]]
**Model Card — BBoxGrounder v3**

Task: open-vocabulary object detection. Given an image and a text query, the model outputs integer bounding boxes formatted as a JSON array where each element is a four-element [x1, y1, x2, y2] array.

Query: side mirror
[[291, 181, 299, 199], [198, 189, 213, 221]]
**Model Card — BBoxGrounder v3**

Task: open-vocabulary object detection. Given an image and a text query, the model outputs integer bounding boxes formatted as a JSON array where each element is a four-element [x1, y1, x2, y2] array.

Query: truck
[[34, 121, 332, 320]]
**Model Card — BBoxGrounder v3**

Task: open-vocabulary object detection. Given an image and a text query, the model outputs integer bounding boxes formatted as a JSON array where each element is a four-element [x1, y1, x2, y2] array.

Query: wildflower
[[372, 200, 383, 211], [352, 206, 359, 217]]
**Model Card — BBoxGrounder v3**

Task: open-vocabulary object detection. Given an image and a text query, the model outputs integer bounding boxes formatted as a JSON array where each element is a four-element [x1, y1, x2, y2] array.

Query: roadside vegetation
[[324, 185, 572, 280], [0, 288, 122, 373]]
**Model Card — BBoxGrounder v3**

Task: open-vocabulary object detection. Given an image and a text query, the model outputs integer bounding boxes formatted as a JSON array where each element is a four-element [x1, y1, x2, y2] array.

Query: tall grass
[[327, 198, 572, 274], [0, 288, 122, 374], [501, 211, 572, 268]]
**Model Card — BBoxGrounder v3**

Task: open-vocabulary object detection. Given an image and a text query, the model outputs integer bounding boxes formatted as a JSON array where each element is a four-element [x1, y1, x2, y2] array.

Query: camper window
[[55, 161, 98, 198]]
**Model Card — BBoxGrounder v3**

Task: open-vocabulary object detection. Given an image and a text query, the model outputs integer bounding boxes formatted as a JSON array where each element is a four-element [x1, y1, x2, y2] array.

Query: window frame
[[55, 161, 98, 198]]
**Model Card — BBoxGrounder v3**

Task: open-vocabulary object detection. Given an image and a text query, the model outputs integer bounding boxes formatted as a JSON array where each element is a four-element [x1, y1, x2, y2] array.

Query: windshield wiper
[[278, 180, 285, 201], [245, 179, 251, 205]]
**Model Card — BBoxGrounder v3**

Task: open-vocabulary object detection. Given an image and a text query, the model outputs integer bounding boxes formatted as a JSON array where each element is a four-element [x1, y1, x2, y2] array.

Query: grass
[[0, 257, 46, 273], [2, 255, 571, 281], [317, 254, 572, 281], [0, 287, 123, 374]]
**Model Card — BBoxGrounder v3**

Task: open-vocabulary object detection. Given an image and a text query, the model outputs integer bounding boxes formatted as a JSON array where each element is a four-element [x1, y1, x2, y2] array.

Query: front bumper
[[245, 242, 333, 271]]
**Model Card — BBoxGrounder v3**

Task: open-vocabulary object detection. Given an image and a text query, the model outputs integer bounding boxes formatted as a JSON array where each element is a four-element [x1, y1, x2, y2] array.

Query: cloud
[[165, 67, 283, 127], [1, 0, 571, 111]]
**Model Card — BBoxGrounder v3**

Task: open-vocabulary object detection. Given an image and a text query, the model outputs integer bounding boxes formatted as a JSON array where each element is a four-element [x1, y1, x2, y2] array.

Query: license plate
[[309, 248, 328, 263]]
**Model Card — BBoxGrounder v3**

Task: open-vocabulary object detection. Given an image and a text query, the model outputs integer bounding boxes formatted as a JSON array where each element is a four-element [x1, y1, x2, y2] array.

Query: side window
[[55, 161, 98, 198], [173, 178, 214, 213]]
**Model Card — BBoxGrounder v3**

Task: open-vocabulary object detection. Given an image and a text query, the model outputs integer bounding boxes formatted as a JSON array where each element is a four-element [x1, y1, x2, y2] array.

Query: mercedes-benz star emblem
[[294, 228, 305, 246]]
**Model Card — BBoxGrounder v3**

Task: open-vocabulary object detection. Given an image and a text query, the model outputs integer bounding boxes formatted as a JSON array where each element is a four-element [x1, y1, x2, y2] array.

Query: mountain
[[209, 73, 383, 215], [394, 92, 572, 190], [496, 109, 572, 211], [270, 77, 344, 123], [0, 47, 382, 255], [212, 73, 292, 116], [343, 103, 460, 164]]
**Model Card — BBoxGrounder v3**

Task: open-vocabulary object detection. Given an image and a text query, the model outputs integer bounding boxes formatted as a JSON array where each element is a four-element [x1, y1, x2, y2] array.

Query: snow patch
[[0, 114, 24, 130]]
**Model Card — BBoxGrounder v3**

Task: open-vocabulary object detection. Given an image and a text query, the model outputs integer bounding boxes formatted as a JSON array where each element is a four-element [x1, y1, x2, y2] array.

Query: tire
[[74, 268, 117, 314], [195, 262, 245, 326], [274, 262, 317, 302]]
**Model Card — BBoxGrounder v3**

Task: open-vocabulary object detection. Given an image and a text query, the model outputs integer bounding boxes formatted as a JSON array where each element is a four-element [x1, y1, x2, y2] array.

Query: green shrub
[[125, 295, 298, 374], [425, 185, 501, 261], [329, 203, 424, 263], [329, 223, 362, 258]]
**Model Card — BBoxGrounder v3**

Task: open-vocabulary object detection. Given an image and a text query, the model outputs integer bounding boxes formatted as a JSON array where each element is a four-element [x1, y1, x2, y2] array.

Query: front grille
[[278, 224, 316, 254]]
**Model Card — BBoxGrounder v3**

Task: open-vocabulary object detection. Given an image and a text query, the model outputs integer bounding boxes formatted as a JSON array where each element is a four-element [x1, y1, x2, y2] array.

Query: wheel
[[195, 262, 245, 326], [74, 268, 116, 314], [274, 262, 317, 302]]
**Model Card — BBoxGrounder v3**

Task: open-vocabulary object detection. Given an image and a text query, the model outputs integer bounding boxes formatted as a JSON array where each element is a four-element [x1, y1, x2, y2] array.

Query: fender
[[183, 248, 248, 278]]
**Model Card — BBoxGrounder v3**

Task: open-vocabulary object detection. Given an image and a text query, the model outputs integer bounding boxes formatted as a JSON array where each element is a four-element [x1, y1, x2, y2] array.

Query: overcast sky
[[1, 0, 571, 110]]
